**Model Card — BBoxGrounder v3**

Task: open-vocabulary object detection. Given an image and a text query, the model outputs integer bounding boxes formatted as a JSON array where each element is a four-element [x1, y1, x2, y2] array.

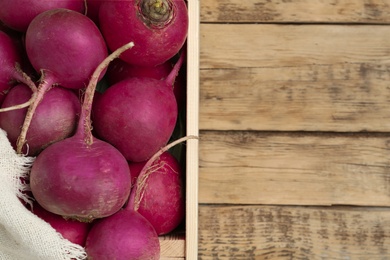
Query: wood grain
[[185, 1, 200, 259], [197, 1, 390, 259], [160, 232, 185, 259], [200, 24, 390, 69], [199, 131, 390, 206], [200, 63, 390, 132], [199, 24, 390, 131], [198, 205, 390, 259], [201, 0, 390, 23]]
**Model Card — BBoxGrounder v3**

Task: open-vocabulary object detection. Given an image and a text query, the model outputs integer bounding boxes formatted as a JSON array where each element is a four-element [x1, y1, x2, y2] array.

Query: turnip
[[85, 209, 160, 260], [85, 136, 196, 259], [106, 56, 187, 111], [99, 0, 188, 66], [0, 83, 81, 156], [31, 202, 91, 247], [92, 49, 185, 162], [129, 151, 185, 235], [85, 0, 103, 25], [29, 42, 134, 222], [16, 8, 108, 154], [106, 58, 175, 85], [25, 8, 107, 90], [0, 30, 35, 97], [0, 0, 85, 32], [128, 160, 146, 186]]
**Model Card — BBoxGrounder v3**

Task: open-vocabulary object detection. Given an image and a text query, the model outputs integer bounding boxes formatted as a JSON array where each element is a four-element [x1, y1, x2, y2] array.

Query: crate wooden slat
[[201, 0, 390, 24], [184, 0, 200, 259], [160, 232, 185, 260], [198, 205, 390, 259]]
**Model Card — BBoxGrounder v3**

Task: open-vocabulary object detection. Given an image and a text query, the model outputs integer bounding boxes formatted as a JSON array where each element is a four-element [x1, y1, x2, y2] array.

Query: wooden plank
[[199, 131, 390, 206], [200, 24, 390, 69], [200, 63, 390, 132], [199, 24, 390, 131], [198, 205, 390, 259], [201, 0, 390, 24]]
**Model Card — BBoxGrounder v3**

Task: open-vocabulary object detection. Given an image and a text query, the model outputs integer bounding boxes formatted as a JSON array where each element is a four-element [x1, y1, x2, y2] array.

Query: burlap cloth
[[0, 128, 87, 260]]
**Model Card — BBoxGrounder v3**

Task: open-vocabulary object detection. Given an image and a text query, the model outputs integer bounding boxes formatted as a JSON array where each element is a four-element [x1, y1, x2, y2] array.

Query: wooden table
[[198, 0, 390, 258]]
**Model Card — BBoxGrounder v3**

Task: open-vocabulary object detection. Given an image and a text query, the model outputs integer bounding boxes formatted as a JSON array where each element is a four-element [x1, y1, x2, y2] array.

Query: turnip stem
[[165, 49, 186, 88], [14, 62, 37, 92], [79, 41, 134, 146], [0, 100, 31, 112], [128, 134, 198, 211], [0, 64, 37, 113], [16, 71, 55, 154]]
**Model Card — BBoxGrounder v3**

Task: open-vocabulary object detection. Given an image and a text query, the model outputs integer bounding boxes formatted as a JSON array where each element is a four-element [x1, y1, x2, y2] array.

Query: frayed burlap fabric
[[0, 129, 87, 260]]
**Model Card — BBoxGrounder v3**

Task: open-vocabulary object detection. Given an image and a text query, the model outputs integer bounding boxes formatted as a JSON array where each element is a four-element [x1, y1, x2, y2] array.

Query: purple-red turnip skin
[[0, 84, 81, 155], [25, 8, 108, 89], [106, 58, 173, 85], [92, 77, 178, 162], [99, 0, 188, 66], [0, 92, 6, 106], [85, 209, 160, 260], [128, 160, 146, 186], [30, 135, 132, 221], [0, 0, 85, 32], [135, 151, 185, 235], [106, 57, 186, 111], [0, 31, 23, 93], [32, 202, 91, 247], [86, 0, 103, 25]]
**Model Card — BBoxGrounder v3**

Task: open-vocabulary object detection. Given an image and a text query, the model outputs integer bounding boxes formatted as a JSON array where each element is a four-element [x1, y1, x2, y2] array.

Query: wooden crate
[[160, 1, 200, 259], [198, 0, 390, 259]]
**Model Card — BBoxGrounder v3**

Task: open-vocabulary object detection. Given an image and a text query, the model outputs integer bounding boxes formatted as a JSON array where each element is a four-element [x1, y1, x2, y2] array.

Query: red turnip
[[106, 56, 187, 111], [130, 151, 185, 235], [0, 30, 35, 96], [99, 0, 188, 66], [92, 50, 185, 162], [85, 0, 103, 25], [85, 136, 197, 259], [85, 209, 160, 260], [25, 8, 107, 90], [128, 160, 146, 186], [0, 92, 6, 107], [0, 0, 85, 32], [31, 202, 91, 247], [0, 83, 80, 155], [29, 42, 134, 222], [106, 58, 174, 85], [16, 8, 108, 154]]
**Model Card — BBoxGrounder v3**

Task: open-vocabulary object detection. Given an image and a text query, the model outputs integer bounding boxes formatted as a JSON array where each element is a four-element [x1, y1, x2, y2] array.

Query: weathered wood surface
[[199, 24, 390, 131], [201, 0, 390, 24], [198, 205, 390, 259], [200, 24, 390, 69], [197, 0, 390, 259], [199, 131, 390, 206]]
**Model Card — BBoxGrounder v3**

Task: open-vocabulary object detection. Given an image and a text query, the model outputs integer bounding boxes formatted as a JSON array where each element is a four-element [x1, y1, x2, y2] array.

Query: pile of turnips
[[0, 0, 192, 259]]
